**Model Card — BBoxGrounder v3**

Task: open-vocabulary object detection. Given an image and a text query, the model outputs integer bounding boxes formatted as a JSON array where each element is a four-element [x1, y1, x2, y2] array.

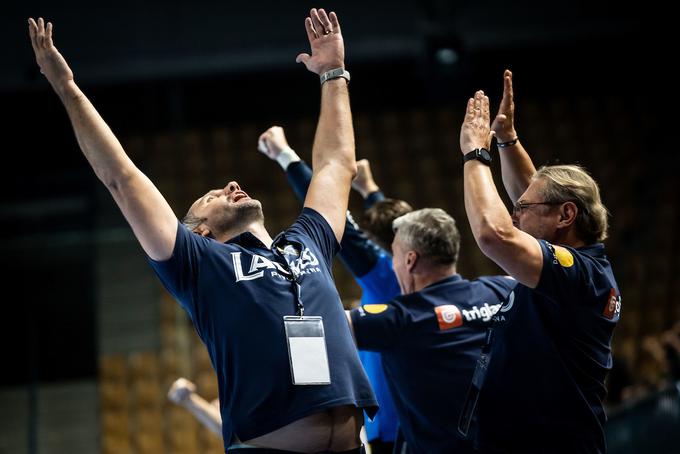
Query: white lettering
[[232, 252, 264, 282], [462, 303, 503, 322], [232, 249, 321, 283], [249, 254, 277, 273]]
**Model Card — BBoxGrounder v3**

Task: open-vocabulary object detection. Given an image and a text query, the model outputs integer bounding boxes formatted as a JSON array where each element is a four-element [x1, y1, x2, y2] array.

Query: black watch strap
[[462, 148, 492, 166]]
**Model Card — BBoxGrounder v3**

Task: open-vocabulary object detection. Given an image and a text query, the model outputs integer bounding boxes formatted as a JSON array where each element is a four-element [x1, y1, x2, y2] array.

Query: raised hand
[[460, 90, 493, 154], [352, 159, 380, 198], [167, 378, 197, 404], [258, 126, 291, 160], [28, 17, 74, 92], [490, 69, 517, 143], [296, 8, 344, 75]]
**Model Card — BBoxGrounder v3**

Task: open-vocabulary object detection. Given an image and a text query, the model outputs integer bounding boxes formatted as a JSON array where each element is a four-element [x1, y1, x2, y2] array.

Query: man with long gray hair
[[460, 71, 619, 453]]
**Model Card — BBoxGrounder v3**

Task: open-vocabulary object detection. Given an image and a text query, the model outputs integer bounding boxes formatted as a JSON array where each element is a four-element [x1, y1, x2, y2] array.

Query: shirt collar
[[423, 273, 463, 290], [225, 231, 268, 249], [576, 242, 605, 258]]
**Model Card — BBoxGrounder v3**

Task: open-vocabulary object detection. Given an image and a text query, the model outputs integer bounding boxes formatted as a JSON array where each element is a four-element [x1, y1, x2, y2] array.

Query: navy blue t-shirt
[[476, 240, 621, 454], [148, 208, 378, 448], [350, 274, 517, 454]]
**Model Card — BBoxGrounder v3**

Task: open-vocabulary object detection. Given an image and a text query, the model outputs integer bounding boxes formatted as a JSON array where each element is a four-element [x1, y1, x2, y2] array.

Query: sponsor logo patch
[[363, 304, 388, 314], [435, 305, 463, 330], [603, 288, 621, 320], [553, 245, 574, 267]]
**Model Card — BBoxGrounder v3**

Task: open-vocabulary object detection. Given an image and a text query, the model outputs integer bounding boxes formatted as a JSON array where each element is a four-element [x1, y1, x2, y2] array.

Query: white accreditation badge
[[283, 316, 331, 385]]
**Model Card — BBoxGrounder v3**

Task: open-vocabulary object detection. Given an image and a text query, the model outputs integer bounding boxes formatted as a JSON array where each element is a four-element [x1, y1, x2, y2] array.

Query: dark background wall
[[0, 0, 671, 386]]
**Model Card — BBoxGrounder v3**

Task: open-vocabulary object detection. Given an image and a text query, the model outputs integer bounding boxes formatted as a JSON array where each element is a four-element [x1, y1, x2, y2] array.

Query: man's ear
[[194, 224, 212, 238], [406, 250, 419, 273], [557, 201, 578, 229]]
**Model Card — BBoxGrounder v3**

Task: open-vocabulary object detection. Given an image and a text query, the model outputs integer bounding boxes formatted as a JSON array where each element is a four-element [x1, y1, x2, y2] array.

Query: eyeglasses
[[512, 201, 563, 216]]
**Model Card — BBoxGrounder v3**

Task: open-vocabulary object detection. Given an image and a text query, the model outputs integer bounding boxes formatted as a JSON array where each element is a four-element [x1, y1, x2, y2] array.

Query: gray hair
[[392, 208, 460, 265], [181, 211, 207, 231], [534, 164, 609, 244]]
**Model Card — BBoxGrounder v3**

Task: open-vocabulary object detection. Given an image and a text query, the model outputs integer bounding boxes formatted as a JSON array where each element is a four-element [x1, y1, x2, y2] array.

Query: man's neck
[[216, 222, 273, 248], [552, 227, 586, 249], [413, 265, 457, 292]]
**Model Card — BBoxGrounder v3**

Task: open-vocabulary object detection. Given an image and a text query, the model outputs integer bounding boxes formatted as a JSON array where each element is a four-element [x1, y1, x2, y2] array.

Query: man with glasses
[[459, 71, 620, 453]]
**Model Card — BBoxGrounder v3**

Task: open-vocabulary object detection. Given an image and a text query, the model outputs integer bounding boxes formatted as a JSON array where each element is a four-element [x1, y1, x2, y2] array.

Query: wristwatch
[[462, 148, 492, 166], [320, 68, 350, 85]]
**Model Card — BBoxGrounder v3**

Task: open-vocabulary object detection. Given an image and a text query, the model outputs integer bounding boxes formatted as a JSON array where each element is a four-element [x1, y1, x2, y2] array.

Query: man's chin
[[237, 199, 264, 221]]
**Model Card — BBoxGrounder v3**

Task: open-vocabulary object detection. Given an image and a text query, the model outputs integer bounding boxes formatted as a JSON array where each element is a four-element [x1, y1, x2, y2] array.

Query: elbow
[[346, 158, 358, 180], [100, 169, 134, 194], [319, 151, 357, 179], [475, 222, 515, 258]]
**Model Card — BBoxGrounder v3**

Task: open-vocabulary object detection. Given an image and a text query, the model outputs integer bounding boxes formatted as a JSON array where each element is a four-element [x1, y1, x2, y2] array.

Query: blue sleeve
[[357, 254, 401, 303], [350, 300, 412, 351], [147, 221, 211, 318], [286, 207, 340, 268], [338, 212, 381, 278], [285, 160, 313, 202], [286, 161, 381, 278], [364, 191, 385, 210]]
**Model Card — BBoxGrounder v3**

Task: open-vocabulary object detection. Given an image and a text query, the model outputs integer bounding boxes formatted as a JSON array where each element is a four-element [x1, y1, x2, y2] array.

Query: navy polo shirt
[[149, 208, 378, 449], [350, 274, 516, 454], [476, 240, 621, 454]]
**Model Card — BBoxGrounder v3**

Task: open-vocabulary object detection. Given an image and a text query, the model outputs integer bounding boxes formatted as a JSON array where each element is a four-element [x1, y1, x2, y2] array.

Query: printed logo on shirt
[[551, 245, 574, 267], [603, 288, 622, 320], [363, 304, 389, 314], [461, 303, 504, 323], [435, 305, 463, 330], [231, 248, 321, 282], [499, 291, 514, 313]]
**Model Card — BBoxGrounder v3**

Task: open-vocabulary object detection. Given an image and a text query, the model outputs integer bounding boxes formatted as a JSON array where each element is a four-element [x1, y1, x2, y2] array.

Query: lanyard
[[457, 290, 512, 438], [272, 235, 305, 317]]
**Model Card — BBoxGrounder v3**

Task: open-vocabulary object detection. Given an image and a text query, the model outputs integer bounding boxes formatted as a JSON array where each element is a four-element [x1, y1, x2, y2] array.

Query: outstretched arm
[[28, 18, 177, 260], [168, 378, 222, 436], [352, 159, 384, 209], [491, 70, 536, 203], [296, 8, 356, 243], [258, 127, 381, 277], [461, 91, 542, 287]]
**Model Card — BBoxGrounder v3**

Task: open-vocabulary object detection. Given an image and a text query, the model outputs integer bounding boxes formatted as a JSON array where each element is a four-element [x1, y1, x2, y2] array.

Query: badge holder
[[283, 316, 331, 385]]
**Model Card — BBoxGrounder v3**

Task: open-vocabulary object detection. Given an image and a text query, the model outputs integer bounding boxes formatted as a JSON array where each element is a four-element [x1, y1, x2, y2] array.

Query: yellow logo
[[363, 304, 388, 314], [553, 246, 574, 267]]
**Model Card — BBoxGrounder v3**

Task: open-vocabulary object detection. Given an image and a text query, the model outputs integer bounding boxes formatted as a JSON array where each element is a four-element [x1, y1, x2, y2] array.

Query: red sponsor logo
[[435, 305, 463, 330], [603, 288, 620, 320]]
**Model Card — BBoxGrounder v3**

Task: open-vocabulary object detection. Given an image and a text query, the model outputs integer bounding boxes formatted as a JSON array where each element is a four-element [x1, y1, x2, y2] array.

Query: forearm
[[313, 79, 356, 179], [56, 81, 138, 188], [182, 394, 223, 436], [498, 141, 536, 203], [464, 161, 514, 249]]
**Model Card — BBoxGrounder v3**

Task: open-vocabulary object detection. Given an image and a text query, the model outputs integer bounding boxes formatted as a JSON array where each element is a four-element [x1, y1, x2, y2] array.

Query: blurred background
[[0, 1, 676, 453]]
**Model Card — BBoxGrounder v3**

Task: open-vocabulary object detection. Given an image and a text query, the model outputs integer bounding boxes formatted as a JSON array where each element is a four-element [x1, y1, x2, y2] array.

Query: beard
[[214, 199, 265, 234]]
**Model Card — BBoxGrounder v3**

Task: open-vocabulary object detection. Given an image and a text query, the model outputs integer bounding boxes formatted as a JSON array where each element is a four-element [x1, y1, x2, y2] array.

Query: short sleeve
[[350, 301, 412, 351], [286, 207, 340, 267], [534, 240, 591, 304], [147, 221, 210, 317], [477, 275, 517, 300]]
